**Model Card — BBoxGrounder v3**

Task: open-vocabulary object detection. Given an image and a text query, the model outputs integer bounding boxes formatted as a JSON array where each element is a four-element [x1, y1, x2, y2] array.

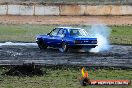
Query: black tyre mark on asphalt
[[0, 45, 132, 67]]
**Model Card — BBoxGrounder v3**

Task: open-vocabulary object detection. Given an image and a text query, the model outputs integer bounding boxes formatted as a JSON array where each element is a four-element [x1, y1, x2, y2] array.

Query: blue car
[[36, 27, 97, 52]]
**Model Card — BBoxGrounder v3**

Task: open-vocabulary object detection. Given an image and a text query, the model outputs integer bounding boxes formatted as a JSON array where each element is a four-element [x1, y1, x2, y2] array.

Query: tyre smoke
[[88, 24, 111, 52]]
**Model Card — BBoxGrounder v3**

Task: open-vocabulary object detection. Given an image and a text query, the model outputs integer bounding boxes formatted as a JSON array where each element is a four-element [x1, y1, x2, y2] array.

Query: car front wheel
[[59, 43, 68, 52], [37, 39, 47, 49]]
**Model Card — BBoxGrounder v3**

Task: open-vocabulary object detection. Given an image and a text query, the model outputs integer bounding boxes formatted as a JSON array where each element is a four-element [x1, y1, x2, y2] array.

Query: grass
[[0, 66, 131, 88], [110, 26, 132, 45], [0, 24, 55, 42], [0, 24, 132, 45]]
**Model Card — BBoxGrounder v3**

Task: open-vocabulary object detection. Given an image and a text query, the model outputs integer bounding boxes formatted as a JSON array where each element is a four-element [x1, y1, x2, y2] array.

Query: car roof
[[57, 27, 82, 30]]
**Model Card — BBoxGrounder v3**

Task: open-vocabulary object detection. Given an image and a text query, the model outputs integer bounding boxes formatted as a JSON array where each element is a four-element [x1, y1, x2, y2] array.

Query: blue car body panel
[[36, 27, 97, 49]]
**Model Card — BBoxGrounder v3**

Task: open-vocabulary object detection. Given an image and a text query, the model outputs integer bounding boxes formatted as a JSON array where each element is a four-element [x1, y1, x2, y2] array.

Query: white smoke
[[88, 24, 111, 52]]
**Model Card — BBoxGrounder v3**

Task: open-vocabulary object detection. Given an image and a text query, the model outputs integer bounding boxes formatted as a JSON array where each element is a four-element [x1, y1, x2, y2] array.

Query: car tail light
[[74, 40, 81, 44], [91, 40, 97, 44]]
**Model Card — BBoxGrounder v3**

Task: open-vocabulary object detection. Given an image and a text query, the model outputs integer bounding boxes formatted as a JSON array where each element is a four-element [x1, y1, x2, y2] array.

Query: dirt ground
[[0, 16, 132, 67], [0, 16, 132, 25], [0, 44, 132, 67]]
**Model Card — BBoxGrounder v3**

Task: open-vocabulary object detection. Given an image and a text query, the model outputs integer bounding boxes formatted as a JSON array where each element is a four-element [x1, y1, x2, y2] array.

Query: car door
[[47, 28, 60, 46], [55, 29, 68, 48]]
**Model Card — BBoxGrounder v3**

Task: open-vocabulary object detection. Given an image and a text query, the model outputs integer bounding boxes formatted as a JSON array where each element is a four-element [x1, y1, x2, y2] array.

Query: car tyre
[[59, 43, 68, 52], [37, 39, 47, 49]]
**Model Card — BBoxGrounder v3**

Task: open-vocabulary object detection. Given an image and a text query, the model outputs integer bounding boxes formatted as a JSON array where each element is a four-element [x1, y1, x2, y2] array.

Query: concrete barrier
[[110, 6, 121, 15], [60, 5, 85, 15], [85, 5, 120, 15], [35, 6, 59, 15], [8, 5, 34, 15], [35, 6, 44, 15], [121, 5, 132, 15], [0, 4, 132, 16], [8, 5, 20, 15], [85, 5, 132, 15], [85, 5, 123, 15], [44, 6, 59, 15], [0, 5, 7, 15], [19, 5, 34, 15]]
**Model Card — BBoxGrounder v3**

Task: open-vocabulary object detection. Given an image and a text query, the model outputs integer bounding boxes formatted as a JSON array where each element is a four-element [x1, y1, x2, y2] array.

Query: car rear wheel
[[37, 39, 47, 49], [59, 43, 68, 52]]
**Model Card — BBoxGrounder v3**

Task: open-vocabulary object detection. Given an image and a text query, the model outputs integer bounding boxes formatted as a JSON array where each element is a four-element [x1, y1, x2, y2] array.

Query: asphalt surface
[[0, 43, 132, 67]]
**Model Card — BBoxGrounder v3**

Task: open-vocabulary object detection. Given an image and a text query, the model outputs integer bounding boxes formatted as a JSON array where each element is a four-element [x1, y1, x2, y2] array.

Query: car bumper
[[68, 44, 98, 48]]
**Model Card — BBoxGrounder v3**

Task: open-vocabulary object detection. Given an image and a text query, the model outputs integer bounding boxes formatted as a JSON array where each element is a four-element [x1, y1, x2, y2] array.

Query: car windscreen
[[69, 29, 89, 36]]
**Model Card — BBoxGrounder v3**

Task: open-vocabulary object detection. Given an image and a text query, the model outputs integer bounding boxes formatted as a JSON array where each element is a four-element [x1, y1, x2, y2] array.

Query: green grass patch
[[0, 24, 55, 42], [110, 26, 132, 45], [0, 24, 132, 45], [0, 66, 131, 88]]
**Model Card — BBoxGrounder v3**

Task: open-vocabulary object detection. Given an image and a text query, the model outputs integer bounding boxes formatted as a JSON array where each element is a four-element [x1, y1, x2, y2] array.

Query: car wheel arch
[[37, 38, 47, 49], [59, 42, 69, 52]]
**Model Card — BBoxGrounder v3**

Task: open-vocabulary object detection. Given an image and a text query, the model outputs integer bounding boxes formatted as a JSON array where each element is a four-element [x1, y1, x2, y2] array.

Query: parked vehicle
[[36, 27, 97, 52]]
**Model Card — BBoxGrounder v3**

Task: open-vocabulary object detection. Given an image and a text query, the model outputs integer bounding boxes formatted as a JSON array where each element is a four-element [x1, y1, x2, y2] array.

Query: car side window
[[50, 28, 60, 36], [63, 29, 67, 35], [58, 29, 63, 36], [70, 29, 80, 36], [57, 29, 67, 37]]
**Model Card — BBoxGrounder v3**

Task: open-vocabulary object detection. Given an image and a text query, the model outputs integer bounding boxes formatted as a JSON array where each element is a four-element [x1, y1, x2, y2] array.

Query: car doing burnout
[[36, 27, 97, 52]]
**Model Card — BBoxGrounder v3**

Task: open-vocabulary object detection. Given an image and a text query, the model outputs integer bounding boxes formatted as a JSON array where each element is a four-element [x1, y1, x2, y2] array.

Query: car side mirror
[[47, 33, 50, 35]]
